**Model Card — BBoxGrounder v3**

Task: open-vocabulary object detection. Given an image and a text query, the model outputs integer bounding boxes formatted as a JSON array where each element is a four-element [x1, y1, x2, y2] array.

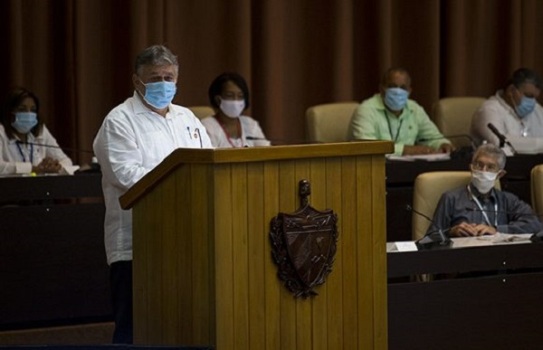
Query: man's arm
[[414, 103, 453, 152], [425, 194, 454, 236], [497, 192, 543, 234]]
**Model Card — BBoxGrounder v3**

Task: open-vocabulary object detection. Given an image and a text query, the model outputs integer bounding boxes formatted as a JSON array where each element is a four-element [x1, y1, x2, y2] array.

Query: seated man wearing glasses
[[427, 143, 541, 237]]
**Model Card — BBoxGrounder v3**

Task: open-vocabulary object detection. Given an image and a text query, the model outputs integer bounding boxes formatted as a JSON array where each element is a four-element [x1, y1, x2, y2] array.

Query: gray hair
[[472, 143, 507, 170], [505, 67, 543, 90], [135, 45, 178, 75]]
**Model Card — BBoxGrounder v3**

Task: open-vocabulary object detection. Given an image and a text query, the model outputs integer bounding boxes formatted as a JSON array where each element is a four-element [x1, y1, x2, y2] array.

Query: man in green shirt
[[348, 67, 453, 156]]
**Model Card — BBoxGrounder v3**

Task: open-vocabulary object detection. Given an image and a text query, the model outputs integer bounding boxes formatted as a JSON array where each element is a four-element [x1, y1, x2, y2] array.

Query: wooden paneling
[[128, 142, 392, 349]]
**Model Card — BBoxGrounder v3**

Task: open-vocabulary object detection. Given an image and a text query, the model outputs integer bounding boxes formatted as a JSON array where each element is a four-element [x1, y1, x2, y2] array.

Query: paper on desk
[[453, 233, 533, 247], [60, 165, 81, 175], [387, 153, 451, 162], [508, 136, 543, 154]]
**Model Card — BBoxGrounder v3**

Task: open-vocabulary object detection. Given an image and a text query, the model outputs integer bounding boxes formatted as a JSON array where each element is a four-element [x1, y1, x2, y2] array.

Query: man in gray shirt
[[427, 144, 541, 237]]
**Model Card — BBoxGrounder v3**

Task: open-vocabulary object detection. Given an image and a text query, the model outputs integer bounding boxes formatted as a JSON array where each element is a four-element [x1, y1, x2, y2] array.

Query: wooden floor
[[0, 322, 114, 345]]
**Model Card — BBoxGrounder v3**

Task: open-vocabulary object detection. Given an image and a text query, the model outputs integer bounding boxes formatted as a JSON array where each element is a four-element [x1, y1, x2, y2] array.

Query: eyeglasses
[[471, 161, 500, 173]]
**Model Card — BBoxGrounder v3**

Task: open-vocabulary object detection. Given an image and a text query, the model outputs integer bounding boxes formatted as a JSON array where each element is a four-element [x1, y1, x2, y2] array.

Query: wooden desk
[[385, 154, 543, 242], [0, 173, 111, 329], [388, 240, 543, 350]]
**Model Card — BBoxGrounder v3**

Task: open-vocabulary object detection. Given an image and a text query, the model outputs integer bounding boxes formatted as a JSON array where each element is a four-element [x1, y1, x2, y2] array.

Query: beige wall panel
[[324, 158, 345, 349], [189, 164, 215, 345], [277, 160, 298, 350], [246, 162, 267, 350], [231, 164, 250, 349], [212, 164, 235, 349], [309, 159, 329, 350], [340, 157, 361, 349], [263, 161, 281, 350]]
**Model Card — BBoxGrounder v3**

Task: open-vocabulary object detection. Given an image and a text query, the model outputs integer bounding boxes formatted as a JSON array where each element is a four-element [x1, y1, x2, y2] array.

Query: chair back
[[306, 101, 359, 143], [188, 106, 214, 119], [432, 97, 485, 148], [412, 171, 501, 241], [531, 164, 543, 219]]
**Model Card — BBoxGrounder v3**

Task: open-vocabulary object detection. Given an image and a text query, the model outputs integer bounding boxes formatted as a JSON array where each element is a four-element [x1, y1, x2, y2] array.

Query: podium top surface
[[120, 141, 393, 209]]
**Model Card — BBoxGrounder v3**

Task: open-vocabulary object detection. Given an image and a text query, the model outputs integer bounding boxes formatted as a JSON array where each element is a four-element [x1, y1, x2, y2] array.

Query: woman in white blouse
[[0, 87, 73, 174], [201, 72, 270, 148]]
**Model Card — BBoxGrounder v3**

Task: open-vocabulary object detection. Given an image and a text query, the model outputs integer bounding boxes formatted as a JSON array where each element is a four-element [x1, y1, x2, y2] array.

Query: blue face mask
[[514, 95, 536, 118], [384, 87, 409, 111], [12, 112, 38, 134], [140, 80, 177, 109]]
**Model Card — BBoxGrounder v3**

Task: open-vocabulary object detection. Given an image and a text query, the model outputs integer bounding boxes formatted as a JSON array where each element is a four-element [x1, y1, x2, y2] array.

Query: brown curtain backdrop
[[1, 0, 542, 164]]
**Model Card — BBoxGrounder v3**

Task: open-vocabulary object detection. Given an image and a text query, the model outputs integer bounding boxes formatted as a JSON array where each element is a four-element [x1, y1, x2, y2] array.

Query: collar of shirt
[[9, 130, 39, 144], [494, 90, 519, 119], [375, 93, 413, 119], [468, 183, 497, 203]]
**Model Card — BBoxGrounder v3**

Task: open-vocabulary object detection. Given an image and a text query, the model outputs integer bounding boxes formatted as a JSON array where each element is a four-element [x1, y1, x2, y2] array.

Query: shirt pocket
[[137, 130, 174, 167]]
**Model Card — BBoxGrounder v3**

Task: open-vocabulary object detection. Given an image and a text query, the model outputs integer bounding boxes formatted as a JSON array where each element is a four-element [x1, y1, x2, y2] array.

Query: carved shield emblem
[[269, 180, 338, 298]]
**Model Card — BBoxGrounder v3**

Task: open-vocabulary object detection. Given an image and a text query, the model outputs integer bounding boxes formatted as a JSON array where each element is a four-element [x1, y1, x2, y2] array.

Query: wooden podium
[[120, 141, 393, 349]]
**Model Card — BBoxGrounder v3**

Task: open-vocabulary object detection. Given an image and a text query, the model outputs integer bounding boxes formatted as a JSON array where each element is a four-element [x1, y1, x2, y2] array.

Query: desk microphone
[[15, 140, 94, 154], [406, 204, 452, 249], [487, 123, 517, 154]]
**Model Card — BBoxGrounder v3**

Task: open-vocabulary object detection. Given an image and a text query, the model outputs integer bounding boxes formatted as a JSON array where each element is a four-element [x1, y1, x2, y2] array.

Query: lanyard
[[215, 116, 244, 148], [467, 185, 498, 227], [15, 142, 33, 163], [385, 112, 404, 142]]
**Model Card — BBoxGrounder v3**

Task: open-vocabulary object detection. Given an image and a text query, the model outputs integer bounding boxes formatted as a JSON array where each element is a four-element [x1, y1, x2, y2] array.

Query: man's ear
[[132, 74, 140, 88], [497, 169, 507, 179]]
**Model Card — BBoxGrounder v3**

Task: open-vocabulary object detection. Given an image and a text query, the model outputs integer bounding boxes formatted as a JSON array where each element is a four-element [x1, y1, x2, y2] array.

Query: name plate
[[394, 241, 419, 252]]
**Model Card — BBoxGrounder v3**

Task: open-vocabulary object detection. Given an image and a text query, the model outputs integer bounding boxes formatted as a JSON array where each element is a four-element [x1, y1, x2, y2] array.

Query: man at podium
[[93, 44, 213, 344]]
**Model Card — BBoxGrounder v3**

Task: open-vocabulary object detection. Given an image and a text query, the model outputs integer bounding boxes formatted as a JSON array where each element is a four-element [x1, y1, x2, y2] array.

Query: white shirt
[[200, 115, 270, 148], [470, 90, 543, 146], [0, 124, 73, 174], [93, 92, 213, 265]]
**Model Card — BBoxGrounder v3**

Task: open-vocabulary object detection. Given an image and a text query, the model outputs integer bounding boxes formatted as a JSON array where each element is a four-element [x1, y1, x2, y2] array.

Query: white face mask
[[471, 170, 498, 194], [220, 99, 245, 118]]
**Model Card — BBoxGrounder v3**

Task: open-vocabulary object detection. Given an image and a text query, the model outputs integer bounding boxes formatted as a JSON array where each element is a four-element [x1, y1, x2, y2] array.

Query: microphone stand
[[487, 123, 517, 155], [406, 205, 453, 250]]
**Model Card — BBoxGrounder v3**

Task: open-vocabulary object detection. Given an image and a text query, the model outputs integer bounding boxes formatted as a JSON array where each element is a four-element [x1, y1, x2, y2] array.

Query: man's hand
[[450, 222, 497, 237], [439, 143, 455, 153], [33, 157, 62, 174]]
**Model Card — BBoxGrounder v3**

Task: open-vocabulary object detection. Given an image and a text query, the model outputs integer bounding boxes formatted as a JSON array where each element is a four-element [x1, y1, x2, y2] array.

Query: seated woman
[[0, 87, 74, 175], [201, 72, 270, 148]]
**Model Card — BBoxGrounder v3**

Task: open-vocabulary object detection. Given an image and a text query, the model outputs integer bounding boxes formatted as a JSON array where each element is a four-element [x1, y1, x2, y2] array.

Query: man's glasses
[[471, 161, 500, 173]]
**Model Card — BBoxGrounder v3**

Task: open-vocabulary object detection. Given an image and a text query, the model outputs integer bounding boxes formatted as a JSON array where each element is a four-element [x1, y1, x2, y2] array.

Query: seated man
[[348, 67, 453, 156], [427, 144, 542, 237], [471, 68, 543, 147]]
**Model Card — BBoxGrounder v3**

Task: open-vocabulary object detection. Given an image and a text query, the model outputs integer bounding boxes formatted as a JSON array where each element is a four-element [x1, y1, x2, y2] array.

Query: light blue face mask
[[140, 80, 177, 109], [12, 112, 38, 134], [384, 87, 409, 111], [514, 95, 536, 118]]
